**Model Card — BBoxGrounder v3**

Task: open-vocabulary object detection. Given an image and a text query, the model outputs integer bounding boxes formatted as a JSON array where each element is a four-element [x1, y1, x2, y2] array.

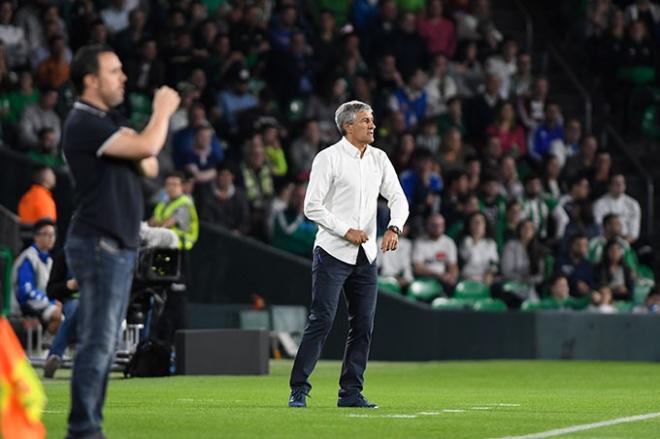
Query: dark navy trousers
[[289, 245, 378, 398]]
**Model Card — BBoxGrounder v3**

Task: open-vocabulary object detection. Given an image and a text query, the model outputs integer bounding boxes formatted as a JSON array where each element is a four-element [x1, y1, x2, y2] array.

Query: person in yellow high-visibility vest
[[149, 171, 199, 250]]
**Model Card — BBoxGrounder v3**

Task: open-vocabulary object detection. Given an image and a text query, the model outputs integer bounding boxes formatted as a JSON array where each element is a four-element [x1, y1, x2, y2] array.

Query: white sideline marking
[[347, 413, 418, 419], [418, 411, 440, 416], [496, 403, 521, 407], [443, 409, 465, 413], [498, 412, 660, 439], [471, 407, 493, 410]]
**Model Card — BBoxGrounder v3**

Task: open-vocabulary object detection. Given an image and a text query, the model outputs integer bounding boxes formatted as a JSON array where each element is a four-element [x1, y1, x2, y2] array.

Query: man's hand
[[345, 228, 368, 246], [380, 229, 398, 252], [152, 86, 181, 118], [66, 279, 78, 291]]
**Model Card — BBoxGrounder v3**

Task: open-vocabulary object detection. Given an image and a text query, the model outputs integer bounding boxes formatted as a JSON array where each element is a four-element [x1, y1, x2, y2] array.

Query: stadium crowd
[[3, 0, 658, 314]]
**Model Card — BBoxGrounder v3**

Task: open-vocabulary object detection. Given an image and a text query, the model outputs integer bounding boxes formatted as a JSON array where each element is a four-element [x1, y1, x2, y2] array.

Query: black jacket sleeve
[[47, 252, 74, 302]]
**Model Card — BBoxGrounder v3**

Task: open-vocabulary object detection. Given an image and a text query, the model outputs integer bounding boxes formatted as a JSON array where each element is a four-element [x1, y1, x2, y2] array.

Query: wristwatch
[[387, 225, 401, 236]]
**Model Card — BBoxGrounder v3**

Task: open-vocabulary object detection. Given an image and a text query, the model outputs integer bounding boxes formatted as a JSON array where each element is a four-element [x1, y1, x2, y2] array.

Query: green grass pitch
[[41, 360, 660, 438]]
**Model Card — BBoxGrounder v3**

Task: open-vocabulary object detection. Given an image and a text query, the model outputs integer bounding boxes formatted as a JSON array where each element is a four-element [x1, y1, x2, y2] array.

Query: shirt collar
[[340, 137, 370, 159], [74, 100, 107, 118], [31, 244, 50, 262]]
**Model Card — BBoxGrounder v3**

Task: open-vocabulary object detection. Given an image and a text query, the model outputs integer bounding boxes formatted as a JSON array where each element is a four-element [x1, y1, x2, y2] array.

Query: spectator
[[171, 102, 223, 170], [587, 286, 617, 313], [400, 148, 442, 234], [237, 134, 274, 238], [589, 149, 612, 200], [12, 218, 62, 335], [501, 199, 523, 246], [485, 37, 519, 99], [113, 8, 149, 60], [588, 213, 637, 268], [465, 154, 482, 192], [363, 0, 399, 62], [549, 274, 571, 303], [563, 134, 598, 182], [441, 169, 470, 227], [624, 0, 660, 27], [261, 123, 288, 177], [4, 70, 39, 125], [619, 20, 657, 77], [0, 0, 29, 68], [149, 172, 199, 251], [100, 0, 132, 35], [521, 174, 550, 240], [542, 154, 563, 201], [479, 135, 503, 176], [517, 76, 549, 131], [550, 117, 582, 169], [183, 122, 221, 186], [44, 251, 79, 378], [486, 100, 527, 158], [559, 200, 601, 256], [124, 38, 166, 96], [289, 119, 323, 180], [267, 30, 315, 105], [459, 211, 499, 285], [417, 0, 457, 58], [554, 233, 596, 298], [468, 72, 503, 141], [388, 67, 428, 130], [18, 166, 57, 225], [238, 88, 284, 140], [529, 101, 564, 163], [510, 52, 534, 98], [200, 163, 251, 235], [271, 183, 317, 257], [18, 87, 60, 151], [35, 35, 70, 89], [479, 173, 506, 239], [454, 0, 502, 43], [554, 175, 591, 240], [424, 54, 458, 117], [497, 219, 547, 308], [391, 11, 427, 80], [438, 126, 467, 173], [595, 240, 635, 302], [310, 9, 340, 75], [218, 63, 258, 135], [499, 154, 523, 200], [305, 76, 346, 144], [413, 213, 459, 293], [593, 173, 641, 243], [448, 40, 485, 98], [437, 96, 467, 137], [268, 4, 299, 53], [392, 131, 416, 174], [28, 127, 62, 167], [378, 223, 414, 291]]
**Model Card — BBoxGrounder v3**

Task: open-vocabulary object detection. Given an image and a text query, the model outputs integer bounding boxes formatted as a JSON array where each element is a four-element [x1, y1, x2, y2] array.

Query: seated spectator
[[124, 38, 166, 96], [200, 163, 251, 235], [391, 11, 427, 80], [633, 288, 660, 314], [529, 101, 564, 163], [549, 274, 570, 303], [182, 123, 222, 198], [171, 102, 224, 170], [437, 96, 467, 137], [416, 117, 441, 155], [35, 35, 70, 89], [218, 63, 258, 136], [587, 286, 617, 313], [378, 223, 414, 291], [18, 87, 61, 151], [467, 72, 503, 141], [271, 183, 317, 257], [149, 172, 199, 251], [509, 52, 534, 98], [554, 175, 591, 240], [400, 148, 442, 235], [448, 41, 485, 98], [589, 149, 612, 200], [486, 101, 527, 158], [479, 174, 506, 242], [549, 117, 581, 168], [440, 169, 470, 228], [0, 0, 29, 68], [554, 233, 596, 298], [466, 155, 481, 192], [595, 240, 635, 302], [27, 127, 62, 167], [542, 154, 562, 201], [113, 8, 149, 61], [496, 219, 547, 308], [517, 76, 549, 131], [417, 0, 456, 58], [289, 119, 323, 180], [562, 134, 598, 182], [44, 251, 79, 378], [588, 213, 637, 268], [499, 154, 524, 200], [459, 212, 499, 285], [100, 0, 131, 35], [480, 135, 503, 176], [388, 67, 428, 129], [4, 70, 40, 126], [485, 37, 519, 99], [305, 75, 346, 144], [618, 20, 656, 82], [12, 218, 62, 335], [261, 123, 288, 177], [268, 179, 295, 237], [424, 54, 458, 117], [412, 214, 459, 294], [438, 127, 467, 173], [559, 200, 601, 256], [593, 173, 641, 243], [454, 0, 503, 43], [237, 134, 274, 239], [18, 166, 57, 226], [501, 199, 523, 248]]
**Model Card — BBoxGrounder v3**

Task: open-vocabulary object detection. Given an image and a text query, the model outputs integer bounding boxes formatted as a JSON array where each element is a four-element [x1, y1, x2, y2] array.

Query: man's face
[[427, 215, 445, 239], [34, 225, 56, 252], [606, 216, 623, 237], [345, 110, 375, 145], [41, 91, 58, 110], [571, 237, 588, 258], [93, 52, 126, 108], [194, 127, 213, 149], [165, 177, 183, 199], [610, 175, 626, 197], [218, 169, 233, 188]]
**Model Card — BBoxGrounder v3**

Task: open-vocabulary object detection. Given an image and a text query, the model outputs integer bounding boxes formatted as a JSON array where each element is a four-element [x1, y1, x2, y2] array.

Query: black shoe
[[288, 388, 309, 408], [337, 394, 378, 408], [44, 354, 62, 378]]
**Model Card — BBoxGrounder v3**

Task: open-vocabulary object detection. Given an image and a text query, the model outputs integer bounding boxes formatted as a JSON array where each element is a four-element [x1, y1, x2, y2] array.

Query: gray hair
[[334, 100, 373, 135]]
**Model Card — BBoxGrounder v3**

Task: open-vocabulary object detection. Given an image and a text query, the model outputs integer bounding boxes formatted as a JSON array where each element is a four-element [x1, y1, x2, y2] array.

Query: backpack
[[124, 338, 172, 378]]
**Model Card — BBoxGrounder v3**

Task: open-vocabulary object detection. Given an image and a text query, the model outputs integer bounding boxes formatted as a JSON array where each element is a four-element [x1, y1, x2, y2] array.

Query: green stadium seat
[[431, 297, 472, 310], [633, 284, 653, 305], [407, 278, 443, 302], [613, 301, 634, 313], [454, 280, 489, 300], [502, 281, 529, 295], [378, 276, 402, 295], [472, 298, 507, 311]]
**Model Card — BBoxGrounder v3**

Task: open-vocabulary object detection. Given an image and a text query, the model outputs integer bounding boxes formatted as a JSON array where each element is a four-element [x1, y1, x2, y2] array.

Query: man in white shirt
[[593, 173, 641, 243], [412, 214, 459, 294], [289, 100, 409, 409]]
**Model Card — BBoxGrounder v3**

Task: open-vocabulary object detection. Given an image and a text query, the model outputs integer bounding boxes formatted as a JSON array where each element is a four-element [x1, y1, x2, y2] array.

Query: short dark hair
[[70, 44, 115, 95], [165, 171, 184, 182], [33, 218, 56, 235]]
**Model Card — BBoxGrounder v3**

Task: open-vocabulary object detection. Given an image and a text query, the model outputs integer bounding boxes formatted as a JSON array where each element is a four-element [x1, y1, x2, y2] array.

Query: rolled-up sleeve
[[379, 154, 409, 230], [303, 152, 351, 238]]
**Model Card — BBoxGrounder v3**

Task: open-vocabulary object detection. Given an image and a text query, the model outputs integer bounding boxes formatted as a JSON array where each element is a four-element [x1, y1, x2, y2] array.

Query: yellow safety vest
[[153, 195, 199, 250]]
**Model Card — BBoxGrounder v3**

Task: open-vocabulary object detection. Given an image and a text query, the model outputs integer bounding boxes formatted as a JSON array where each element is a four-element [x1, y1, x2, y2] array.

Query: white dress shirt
[[593, 193, 641, 240], [304, 137, 409, 264]]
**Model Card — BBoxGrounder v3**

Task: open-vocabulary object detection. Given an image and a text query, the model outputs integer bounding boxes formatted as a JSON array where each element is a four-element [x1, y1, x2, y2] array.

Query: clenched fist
[[153, 86, 181, 118], [345, 228, 369, 246]]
